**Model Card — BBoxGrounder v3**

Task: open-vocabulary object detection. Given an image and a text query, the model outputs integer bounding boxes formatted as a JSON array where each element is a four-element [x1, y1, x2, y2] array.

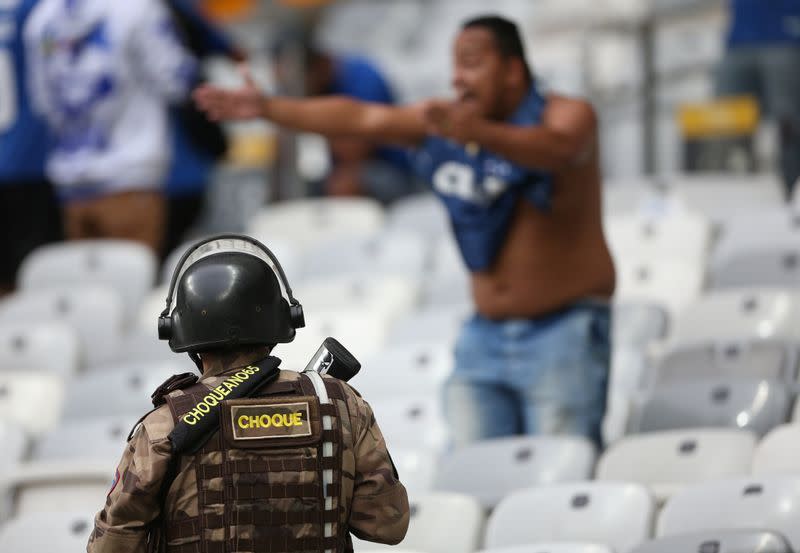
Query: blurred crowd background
[[4, 0, 800, 552], [3, 0, 798, 276]]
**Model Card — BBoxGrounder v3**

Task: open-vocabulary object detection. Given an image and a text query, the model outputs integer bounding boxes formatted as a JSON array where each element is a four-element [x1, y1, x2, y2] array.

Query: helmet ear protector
[[158, 233, 305, 342]]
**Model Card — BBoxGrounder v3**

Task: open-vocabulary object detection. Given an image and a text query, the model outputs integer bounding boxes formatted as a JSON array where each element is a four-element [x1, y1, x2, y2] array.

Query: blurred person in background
[[162, 0, 244, 258], [272, 33, 418, 204], [24, 0, 197, 254], [0, 0, 62, 297], [196, 15, 615, 447], [717, 0, 800, 200]]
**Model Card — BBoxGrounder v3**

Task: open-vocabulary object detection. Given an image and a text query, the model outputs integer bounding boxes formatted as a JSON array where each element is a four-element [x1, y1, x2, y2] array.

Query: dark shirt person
[[196, 16, 616, 447], [717, 0, 800, 199], [163, 0, 245, 257], [273, 39, 416, 203], [0, 0, 62, 296]]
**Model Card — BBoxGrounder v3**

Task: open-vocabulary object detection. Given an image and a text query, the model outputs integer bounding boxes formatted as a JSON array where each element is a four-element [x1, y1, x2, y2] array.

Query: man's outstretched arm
[[424, 96, 598, 172], [193, 67, 428, 146]]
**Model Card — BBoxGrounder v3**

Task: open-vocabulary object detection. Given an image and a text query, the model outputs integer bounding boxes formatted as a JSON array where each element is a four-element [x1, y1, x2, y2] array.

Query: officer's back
[[86, 235, 410, 553]]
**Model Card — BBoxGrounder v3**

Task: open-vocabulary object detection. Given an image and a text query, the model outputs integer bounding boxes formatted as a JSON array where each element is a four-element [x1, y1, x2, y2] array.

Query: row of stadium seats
[[3, 333, 800, 443], [1, 197, 796, 358], [4, 294, 800, 448], [1, 178, 798, 550], [4, 418, 800, 517], [5, 187, 800, 330], [352, 474, 800, 553], [4, 475, 800, 553], [4, 269, 800, 374]]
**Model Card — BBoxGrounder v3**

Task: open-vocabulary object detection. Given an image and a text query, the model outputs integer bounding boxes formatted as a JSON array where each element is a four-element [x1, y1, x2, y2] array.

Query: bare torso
[[470, 97, 616, 319]]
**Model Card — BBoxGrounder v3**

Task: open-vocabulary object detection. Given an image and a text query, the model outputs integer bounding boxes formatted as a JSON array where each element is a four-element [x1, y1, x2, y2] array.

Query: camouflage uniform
[[87, 349, 410, 552]]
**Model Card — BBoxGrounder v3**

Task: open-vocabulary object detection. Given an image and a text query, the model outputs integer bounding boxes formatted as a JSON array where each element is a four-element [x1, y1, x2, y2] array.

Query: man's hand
[[193, 65, 266, 121], [423, 99, 484, 145]]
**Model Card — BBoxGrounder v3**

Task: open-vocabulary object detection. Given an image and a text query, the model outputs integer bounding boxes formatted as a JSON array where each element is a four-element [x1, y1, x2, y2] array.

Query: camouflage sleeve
[[86, 423, 173, 553], [348, 395, 410, 545]]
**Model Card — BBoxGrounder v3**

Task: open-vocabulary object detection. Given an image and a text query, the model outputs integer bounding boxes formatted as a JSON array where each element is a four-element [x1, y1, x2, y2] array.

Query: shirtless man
[[195, 15, 616, 447]]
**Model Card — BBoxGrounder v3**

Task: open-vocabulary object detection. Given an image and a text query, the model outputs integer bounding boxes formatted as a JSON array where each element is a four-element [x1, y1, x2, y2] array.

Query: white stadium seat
[[17, 239, 157, 323], [613, 302, 669, 348], [418, 226, 467, 310], [387, 193, 451, 237], [434, 436, 596, 508], [652, 340, 796, 386], [609, 347, 649, 396], [294, 274, 420, 323], [369, 393, 449, 453], [604, 210, 712, 266], [713, 244, 800, 290], [134, 284, 169, 339], [711, 207, 800, 289], [630, 378, 790, 437], [358, 550, 427, 553], [0, 420, 27, 472], [657, 476, 800, 551], [602, 179, 661, 216], [632, 530, 792, 553], [387, 305, 470, 348], [299, 231, 428, 281], [485, 482, 654, 553], [352, 493, 485, 553], [274, 308, 391, 372], [602, 390, 633, 447], [0, 371, 64, 436], [480, 546, 614, 553], [0, 322, 80, 375], [714, 205, 798, 238], [753, 424, 800, 476], [596, 429, 756, 502], [114, 330, 175, 364], [246, 197, 385, 252], [668, 288, 800, 346], [672, 174, 784, 225], [429, 234, 464, 281], [421, 272, 472, 309], [614, 257, 704, 318], [0, 460, 112, 519], [62, 361, 185, 420], [355, 342, 453, 398], [0, 511, 96, 552], [390, 447, 439, 501], [32, 416, 138, 466], [0, 286, 125, 368]]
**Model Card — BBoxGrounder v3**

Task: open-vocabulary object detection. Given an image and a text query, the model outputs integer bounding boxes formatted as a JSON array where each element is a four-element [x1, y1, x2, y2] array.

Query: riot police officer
[[87, 234, 410, 553]]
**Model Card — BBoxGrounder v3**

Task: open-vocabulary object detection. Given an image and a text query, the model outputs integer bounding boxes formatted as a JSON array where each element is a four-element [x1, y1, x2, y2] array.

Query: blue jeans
[[443, 302, 611, 448]]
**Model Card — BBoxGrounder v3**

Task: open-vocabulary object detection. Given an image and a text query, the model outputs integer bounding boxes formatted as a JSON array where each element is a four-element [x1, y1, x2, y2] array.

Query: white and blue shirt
[[25, 0, 196, 200], [412, 85, 553, 272]]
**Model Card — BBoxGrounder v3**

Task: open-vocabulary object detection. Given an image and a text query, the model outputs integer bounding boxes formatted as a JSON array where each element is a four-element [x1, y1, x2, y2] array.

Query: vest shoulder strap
[[151, 372, 200, 407], [164, 382, 211, 424]]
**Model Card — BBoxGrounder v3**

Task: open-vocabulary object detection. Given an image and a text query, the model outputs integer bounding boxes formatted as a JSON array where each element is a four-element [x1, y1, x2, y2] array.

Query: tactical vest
[[161, 372, 353, 553]]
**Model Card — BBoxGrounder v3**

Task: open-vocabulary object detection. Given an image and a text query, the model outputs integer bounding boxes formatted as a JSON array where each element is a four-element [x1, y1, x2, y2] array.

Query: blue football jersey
[[728, 0, 800, 47], [412, 85, 554, 271], [0, 0, 48, 182]]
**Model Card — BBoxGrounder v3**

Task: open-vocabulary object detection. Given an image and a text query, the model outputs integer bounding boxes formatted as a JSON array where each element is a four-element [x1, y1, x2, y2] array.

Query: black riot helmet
[[158, 234, 305, 353]]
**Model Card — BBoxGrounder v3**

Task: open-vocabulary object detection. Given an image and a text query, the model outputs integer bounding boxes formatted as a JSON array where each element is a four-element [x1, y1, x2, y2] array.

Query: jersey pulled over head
[[158, 234, 305, 352]]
